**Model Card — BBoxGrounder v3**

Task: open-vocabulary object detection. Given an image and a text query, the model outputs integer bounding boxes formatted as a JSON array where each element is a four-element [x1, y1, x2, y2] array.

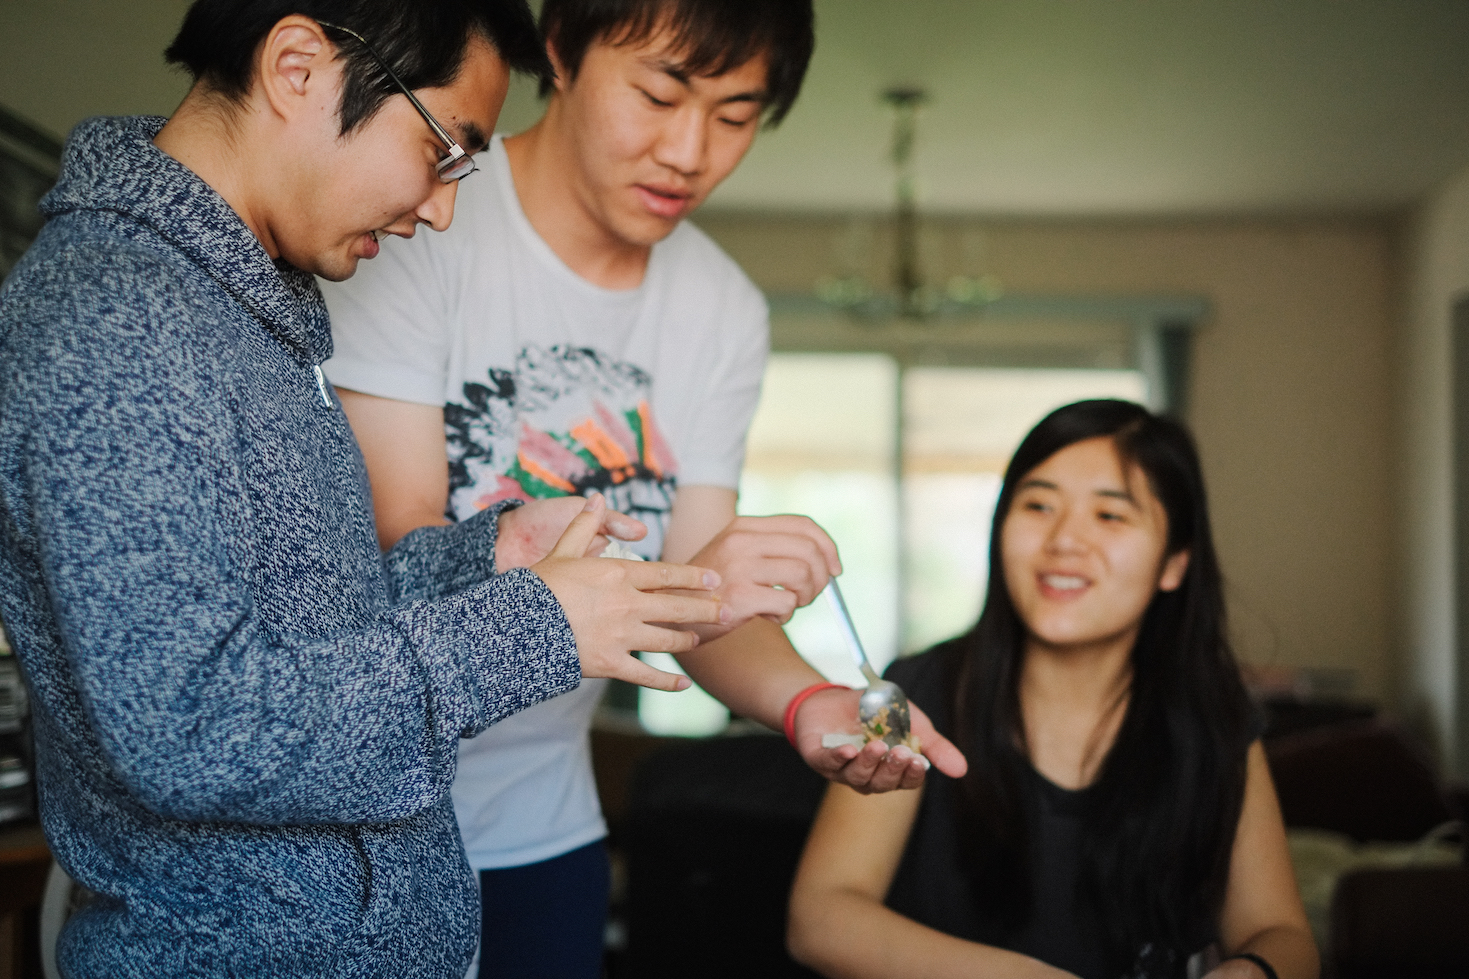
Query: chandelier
[[815, 87, 1002, 321]]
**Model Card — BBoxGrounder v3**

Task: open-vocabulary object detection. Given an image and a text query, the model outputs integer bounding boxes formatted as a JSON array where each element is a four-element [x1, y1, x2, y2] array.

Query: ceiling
[[7, 0, 1469, 217], [701, 0, 1469, 215], [738, 0, 1469, 215]]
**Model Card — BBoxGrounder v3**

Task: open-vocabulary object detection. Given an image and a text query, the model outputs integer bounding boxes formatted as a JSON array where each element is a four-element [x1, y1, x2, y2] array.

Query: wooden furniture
[[0, 825, 49, 979]]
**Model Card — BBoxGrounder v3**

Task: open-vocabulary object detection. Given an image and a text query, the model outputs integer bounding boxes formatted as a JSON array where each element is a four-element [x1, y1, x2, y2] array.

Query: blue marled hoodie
[[0, 116, 581, 978]]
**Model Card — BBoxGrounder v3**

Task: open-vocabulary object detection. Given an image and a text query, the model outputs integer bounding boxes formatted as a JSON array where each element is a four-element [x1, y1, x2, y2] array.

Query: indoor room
[[2, 2, 1467, 978]]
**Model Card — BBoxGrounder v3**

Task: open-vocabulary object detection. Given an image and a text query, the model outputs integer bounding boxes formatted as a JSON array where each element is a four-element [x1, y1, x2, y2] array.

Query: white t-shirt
[[319, 136, 768, 870]]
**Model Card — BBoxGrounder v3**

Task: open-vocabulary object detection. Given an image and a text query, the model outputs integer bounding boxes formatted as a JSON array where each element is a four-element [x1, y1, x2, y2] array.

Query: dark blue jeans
[[475, 839, 611, 979]]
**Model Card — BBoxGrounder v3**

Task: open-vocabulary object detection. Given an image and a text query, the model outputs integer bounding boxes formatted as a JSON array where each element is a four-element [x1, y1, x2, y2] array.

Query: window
[[638, 352, 1147, 733]]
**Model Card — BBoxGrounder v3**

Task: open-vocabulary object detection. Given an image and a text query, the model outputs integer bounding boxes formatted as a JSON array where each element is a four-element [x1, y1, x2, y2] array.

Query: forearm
[[1215, 745, 1320, 979], [1225, 925, 1319, 979], [788, 886, 1065, 979], [678, 617, 823, 729], [66, 569, 577, 826]]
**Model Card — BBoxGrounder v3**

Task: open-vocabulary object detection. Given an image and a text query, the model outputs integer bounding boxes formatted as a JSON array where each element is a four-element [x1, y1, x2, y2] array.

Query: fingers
[[637, 590, 727, 626], [682, 578, 797, 626], [909, 703, 968, 778], [626, 560, 721, 593], [746, 556, 823, 608], [731, 514, 842, 576], [615, 655, 694, 692], [533, 533, 730, 687], [550, 492, 607, 559], [690, 532, 829, 614], [630, 623, 705, 654], [754, 588, 801, 625], [831, 710, 967, 792], [601, 508, 648, 542], [840, 742, 930, 794], [789, 686, 932, 793]]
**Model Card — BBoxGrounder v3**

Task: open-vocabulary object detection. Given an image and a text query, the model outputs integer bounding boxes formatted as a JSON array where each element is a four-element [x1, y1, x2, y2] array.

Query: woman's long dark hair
[[950, 399, 1254, 965]]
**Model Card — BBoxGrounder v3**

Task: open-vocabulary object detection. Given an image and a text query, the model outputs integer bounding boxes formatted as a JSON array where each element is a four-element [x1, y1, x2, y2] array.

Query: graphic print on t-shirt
[[444, 345, 679, 559]]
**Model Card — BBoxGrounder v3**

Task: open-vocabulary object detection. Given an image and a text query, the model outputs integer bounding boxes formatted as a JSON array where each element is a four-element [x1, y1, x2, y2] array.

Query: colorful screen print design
[[444, 345, 679, 559]]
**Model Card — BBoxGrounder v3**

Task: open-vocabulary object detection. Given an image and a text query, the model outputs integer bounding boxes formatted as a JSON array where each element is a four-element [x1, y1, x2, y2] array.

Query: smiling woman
[[1001, 435, 1191, 674], [788, 400, 1320, 979]]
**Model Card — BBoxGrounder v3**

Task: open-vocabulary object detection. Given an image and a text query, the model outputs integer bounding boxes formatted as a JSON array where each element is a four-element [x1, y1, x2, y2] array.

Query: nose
[[1044, 505, 1087, 554], [414, 178, 459, 233], [651, 106, 708, 177]]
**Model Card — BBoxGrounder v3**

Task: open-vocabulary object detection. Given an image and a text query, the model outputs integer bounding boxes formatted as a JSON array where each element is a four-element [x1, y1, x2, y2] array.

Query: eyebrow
[[1016, 478, 1138, 505], [641, 57, 770, 105], [452, 121, 489, 155]]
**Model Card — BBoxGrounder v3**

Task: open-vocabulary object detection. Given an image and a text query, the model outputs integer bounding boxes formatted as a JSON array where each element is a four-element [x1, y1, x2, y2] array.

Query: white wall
[[1399, 164, 1469, 775]]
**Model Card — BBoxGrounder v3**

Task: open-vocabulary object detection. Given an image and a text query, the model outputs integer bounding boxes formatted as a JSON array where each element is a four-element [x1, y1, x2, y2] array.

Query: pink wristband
[[783, 682, 849, 747]]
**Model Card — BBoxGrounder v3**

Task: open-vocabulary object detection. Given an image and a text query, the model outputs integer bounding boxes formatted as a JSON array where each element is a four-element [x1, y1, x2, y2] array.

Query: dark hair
[[538, 0, 815, 126], [950, 399, 1254, 967], [165, 0, 553, 136]]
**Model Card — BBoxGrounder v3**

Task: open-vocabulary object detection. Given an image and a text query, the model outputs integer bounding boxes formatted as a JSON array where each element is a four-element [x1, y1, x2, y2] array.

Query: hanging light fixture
[[816, 87, 1003, 322]]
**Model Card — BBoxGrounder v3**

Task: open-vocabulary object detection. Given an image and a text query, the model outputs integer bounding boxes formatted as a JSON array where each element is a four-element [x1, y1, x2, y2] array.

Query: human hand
[[496, 496, 647, 573], [681, 515, 842, 640], [790, 687, 968, 792], [531, 494, 730, 691]]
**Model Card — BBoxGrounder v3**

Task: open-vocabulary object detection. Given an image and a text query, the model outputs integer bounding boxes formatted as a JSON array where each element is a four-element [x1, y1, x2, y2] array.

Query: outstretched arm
[[788, 783, 1076, 979], [663, 487, 967, 788], [338, 388, 966, 765]]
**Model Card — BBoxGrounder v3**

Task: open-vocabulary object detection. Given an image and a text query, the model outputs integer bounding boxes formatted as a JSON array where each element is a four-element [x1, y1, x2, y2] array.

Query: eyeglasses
[[317, 20, 477, 183]]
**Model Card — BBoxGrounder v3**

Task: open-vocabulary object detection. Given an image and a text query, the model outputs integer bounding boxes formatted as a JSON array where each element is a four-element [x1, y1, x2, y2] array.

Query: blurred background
[[4, 2, 1469, 977]]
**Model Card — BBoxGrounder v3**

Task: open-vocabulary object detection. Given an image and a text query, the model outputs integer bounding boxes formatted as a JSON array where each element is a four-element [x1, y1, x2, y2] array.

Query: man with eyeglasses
[[0, 2, 737, 976]]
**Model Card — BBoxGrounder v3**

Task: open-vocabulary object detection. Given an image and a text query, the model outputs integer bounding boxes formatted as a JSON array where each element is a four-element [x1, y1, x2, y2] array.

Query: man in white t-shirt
[[320, 1, 965, 975]]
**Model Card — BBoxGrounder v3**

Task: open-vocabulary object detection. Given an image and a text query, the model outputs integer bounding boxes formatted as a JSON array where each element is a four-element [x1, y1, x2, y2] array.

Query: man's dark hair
[[165, 0, 554, 136], [539, 0, 815, 127]]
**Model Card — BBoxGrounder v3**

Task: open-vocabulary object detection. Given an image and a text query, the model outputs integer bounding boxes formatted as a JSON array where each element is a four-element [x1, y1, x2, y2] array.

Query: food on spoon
[[862, 705, 921, 751], [820, 711, 922, 753]]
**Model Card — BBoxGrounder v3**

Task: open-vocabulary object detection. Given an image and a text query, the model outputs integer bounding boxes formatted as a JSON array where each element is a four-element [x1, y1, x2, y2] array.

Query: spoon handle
[[823, 580, 883, 686]]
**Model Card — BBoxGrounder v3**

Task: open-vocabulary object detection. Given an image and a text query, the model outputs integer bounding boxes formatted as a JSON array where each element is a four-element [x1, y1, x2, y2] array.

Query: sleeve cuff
[[674, 464, 744, 491], [322, 357, 445, 406], [395, 567, 581, 735], [384, 500, 523, 604]]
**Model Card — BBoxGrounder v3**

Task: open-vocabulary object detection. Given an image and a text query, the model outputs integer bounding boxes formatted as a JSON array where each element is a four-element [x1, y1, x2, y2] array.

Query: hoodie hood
[[41, 115, 330, 364]]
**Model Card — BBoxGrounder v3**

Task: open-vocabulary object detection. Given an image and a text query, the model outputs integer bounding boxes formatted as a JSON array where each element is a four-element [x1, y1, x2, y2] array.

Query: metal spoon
[[822, 579, 912, 748]]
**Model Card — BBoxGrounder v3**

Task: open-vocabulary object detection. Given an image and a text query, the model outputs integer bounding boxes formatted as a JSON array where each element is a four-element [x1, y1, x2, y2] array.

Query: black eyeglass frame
[[317, 20, 477, 183]]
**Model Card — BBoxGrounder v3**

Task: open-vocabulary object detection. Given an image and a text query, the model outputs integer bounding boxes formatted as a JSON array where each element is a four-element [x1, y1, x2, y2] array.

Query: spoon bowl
[[858, 680, 912, 747], [823, 580, 914, 748]]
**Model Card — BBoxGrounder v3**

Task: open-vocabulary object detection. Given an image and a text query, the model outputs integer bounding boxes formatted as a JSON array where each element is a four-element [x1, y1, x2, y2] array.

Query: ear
[[255, 15, 334, 122], [1157, 548, 1191, 593], [545, 38, 570, 94]]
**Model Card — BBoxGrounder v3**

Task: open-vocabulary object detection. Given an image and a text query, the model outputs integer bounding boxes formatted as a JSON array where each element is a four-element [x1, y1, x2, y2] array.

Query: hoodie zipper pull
[[312, 365, 334, 409]]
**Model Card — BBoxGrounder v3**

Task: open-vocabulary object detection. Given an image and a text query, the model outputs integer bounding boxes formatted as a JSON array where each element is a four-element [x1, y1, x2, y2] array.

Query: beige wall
[[1399, 164, 1469, 774], [0, 0, 548, 145], [697, 213, 1400, 705], [0, 1, 193, 139]]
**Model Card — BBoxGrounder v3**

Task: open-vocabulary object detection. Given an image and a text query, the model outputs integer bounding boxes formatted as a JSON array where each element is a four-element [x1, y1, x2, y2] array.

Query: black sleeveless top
[[882, 643, 1224, 979]]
